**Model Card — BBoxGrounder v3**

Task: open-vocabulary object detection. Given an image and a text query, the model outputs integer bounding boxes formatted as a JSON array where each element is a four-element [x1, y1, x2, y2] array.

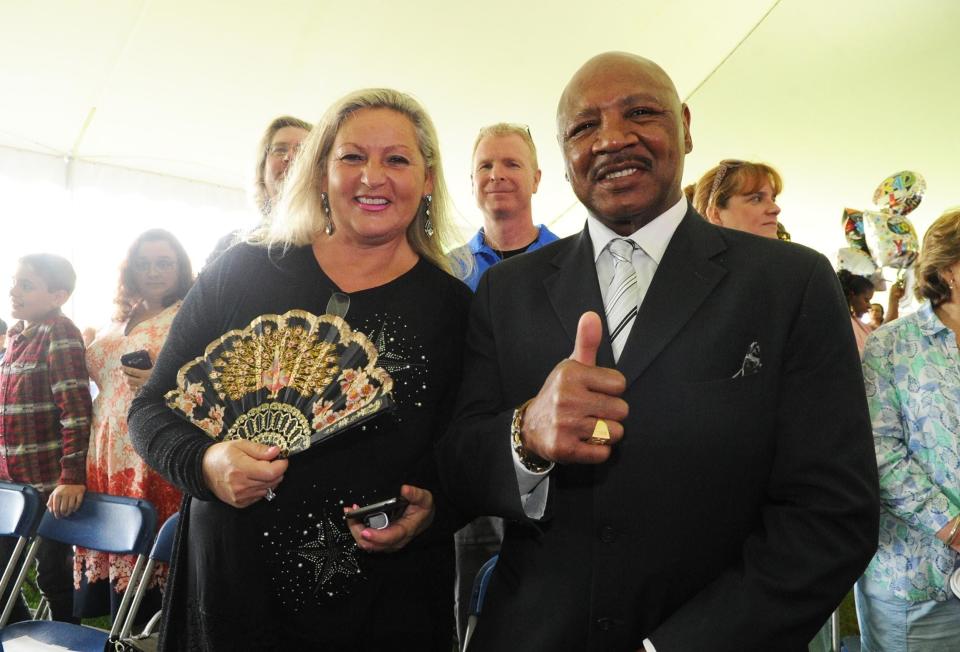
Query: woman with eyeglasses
[[206, 116, 312, 265], [856, 208, 960, 650], [693, 159, 783, 239], [73, 228, 194, 621], [129, 89, 471, 650]]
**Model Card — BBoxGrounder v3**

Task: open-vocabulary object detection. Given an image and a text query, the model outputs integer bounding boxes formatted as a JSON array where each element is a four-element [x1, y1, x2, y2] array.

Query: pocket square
[[732, 341, 761, 378]]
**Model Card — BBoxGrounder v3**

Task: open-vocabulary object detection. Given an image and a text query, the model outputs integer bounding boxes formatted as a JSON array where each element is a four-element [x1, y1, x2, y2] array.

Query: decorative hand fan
[[164, 309, 394, 456]]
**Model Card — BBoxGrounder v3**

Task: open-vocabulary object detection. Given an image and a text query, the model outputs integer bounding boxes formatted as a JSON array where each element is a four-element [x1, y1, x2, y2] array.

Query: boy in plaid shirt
[[0, 253, 91, 623]]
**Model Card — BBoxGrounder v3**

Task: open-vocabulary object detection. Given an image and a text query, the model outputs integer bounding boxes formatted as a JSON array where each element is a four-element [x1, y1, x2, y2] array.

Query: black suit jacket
[[438, 208, 879, 651]]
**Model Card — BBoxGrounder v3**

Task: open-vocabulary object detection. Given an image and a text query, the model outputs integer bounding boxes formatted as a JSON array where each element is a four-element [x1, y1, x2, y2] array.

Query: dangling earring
[[321, 192, 335, 236], [422, 194, 434, 238]]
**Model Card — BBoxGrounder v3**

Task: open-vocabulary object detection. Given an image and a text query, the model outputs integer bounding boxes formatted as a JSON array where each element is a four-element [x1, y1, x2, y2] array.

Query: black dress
[[129, 243, 470, 651]]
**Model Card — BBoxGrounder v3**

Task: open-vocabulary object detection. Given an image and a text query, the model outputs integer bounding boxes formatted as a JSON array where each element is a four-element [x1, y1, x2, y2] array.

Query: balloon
[[862, 209, 919, 270], [873, 170, 926, 216], [837, 247, 879, 277], [842, 208, 870, 254]]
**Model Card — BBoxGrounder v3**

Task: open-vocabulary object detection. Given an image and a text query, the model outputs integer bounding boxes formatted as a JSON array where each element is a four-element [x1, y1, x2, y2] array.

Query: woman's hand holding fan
[[201, 440, 288, 508]]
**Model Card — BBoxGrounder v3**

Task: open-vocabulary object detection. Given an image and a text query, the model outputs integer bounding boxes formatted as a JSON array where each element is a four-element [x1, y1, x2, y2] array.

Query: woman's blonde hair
[[915, 207, 960, 307], [260, 88, 464, 275], [693, 159, 783, 218]]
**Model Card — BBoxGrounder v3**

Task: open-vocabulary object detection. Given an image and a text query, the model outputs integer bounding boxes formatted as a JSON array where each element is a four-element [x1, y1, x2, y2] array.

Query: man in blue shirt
[[453, 123, 559, 644], [457, 123, 559, 290]]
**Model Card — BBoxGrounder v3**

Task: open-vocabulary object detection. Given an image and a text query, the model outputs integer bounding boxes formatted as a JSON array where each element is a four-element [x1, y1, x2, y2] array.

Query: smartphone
[[343, 496, 409, 530], [120, 349, 153, 370]]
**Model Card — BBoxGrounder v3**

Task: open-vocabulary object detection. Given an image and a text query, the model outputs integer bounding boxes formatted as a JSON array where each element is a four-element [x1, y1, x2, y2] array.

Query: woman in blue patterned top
[[856, 208, 960, 651]]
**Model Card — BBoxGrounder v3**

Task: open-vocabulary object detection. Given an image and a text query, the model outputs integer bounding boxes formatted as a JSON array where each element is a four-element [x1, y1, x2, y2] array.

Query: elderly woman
[[206, 115, 312, 265], [130, 89, 470, 651], [856, 208, 960, 650], [74, 229, 193, 619], [693, 159, 783, 239]]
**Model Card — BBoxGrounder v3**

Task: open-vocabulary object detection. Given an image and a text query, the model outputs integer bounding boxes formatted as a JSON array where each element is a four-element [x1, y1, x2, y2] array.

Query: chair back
[[1, 494, 157, 647], [117, 512, 179, 641], [469, 554, 498, 617], [0, 482, 43, 539], [0, 482, 44, 628], [462, 554, 499, 652], [149, 512, 179, 563], [36, 493, 157, 555]]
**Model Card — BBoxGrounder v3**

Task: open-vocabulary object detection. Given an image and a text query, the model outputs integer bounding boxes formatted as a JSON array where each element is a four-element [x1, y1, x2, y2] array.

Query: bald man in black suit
[[439, 52, 879, 652]]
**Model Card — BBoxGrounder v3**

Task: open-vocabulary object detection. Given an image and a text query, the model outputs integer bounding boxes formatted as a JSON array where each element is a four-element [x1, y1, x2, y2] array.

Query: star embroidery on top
[[372, 321, 425, 375], [295, 513, 361, 597]]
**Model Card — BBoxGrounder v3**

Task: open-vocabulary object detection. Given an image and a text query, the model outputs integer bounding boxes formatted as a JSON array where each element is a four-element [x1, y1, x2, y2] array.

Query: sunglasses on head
[[707, 159, 746, 208]]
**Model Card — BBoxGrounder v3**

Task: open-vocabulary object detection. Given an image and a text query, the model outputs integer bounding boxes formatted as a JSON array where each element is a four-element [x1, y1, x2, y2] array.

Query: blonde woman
[[857, 208, 960, 651], [130, 89, 470, 651]]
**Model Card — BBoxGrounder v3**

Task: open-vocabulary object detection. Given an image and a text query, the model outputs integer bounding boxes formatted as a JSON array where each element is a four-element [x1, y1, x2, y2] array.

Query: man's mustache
[[592, 156, 653, 181]]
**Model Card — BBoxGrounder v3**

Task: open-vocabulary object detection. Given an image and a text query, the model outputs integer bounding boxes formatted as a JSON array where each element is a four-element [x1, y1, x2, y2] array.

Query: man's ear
[[681, 103, 693, 154], [532, 169, 542, 194]]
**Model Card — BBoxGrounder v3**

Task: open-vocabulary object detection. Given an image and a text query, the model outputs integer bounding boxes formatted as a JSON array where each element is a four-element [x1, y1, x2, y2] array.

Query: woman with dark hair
[[74, 228, 194, 619], [837, 268, 876, 356], [856, 208, 960, 649]]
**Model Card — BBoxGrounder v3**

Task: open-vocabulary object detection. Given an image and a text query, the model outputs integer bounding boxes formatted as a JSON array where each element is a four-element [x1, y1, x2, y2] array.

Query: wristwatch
[[511, 400, 551, 473]]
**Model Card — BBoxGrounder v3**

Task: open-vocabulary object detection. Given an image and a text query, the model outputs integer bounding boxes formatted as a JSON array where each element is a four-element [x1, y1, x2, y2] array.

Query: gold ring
[[588, 418, 611, 445]]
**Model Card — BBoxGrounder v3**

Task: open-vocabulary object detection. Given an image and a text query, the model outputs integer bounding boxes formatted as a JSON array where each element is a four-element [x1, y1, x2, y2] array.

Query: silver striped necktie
[[604, 238, 640, 361]]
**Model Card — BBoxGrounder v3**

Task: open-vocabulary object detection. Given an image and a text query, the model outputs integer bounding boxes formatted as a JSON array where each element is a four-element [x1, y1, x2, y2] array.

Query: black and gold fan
[[164, 309, 394, 456]]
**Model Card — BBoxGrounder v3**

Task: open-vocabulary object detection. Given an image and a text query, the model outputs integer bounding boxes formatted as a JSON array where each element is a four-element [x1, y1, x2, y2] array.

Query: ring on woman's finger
[[265, 488, 276, 501], [587, 418, 611, 445]]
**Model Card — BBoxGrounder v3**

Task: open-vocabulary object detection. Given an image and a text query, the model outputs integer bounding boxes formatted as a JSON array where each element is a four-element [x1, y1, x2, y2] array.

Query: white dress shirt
[[509, 198, 687, 652], [512, 196, 687, 503]]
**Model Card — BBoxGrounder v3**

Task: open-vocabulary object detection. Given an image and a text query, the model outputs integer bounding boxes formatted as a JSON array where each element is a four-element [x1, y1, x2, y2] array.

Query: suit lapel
[[544, 227, 616, 369], [617, 208, 728, 388]]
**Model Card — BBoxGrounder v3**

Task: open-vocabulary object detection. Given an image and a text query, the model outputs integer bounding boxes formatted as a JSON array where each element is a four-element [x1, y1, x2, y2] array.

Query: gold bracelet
[[947, 516, 960, 547], [511, 399, 551, 473]]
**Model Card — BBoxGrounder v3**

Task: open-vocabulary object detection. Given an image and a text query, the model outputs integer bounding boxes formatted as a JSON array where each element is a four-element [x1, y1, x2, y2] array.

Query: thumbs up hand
[[518, 312, 629, 465]]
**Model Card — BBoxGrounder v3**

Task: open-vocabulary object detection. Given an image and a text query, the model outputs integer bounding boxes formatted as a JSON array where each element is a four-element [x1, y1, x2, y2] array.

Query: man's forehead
[[566, 90, 671, 117], [474, 134, 534, 162], [476, 133, 526, 153], [558, 54, 678, 119]]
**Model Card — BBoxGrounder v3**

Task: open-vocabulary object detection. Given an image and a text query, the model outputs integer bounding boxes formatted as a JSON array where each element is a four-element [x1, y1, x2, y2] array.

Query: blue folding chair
[[0, 492, 157, 651], [462, 554, 498, 652], [0, 482, 44, 628], [118, 511, 179, 642]]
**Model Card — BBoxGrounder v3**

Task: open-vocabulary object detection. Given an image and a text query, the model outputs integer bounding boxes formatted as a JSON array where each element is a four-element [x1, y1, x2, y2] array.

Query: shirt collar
[[9, 310, 63, 342], [468, 229, 487, 255], [469, 224, 553, 255], [917, 300, 950, 337], [587, 197, 687, 264]]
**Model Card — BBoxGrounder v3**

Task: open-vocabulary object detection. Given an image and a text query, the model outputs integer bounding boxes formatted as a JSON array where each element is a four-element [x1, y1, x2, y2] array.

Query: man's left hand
[[345, 484, 434, 553], [47, 484, 86, 518]]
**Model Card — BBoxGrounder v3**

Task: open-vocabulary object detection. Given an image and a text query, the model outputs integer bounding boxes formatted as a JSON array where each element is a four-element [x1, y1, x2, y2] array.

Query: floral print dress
[[74, 303, 183, 597]]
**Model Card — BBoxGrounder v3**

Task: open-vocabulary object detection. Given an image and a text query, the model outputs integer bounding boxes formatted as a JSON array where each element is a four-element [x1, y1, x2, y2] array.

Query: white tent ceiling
[[2, 0, 958, 261]]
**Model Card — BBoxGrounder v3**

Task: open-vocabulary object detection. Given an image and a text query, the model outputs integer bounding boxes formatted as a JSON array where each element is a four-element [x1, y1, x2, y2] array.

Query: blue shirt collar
[[468, 224, 557, 256], [917, 300, 950, 338]]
